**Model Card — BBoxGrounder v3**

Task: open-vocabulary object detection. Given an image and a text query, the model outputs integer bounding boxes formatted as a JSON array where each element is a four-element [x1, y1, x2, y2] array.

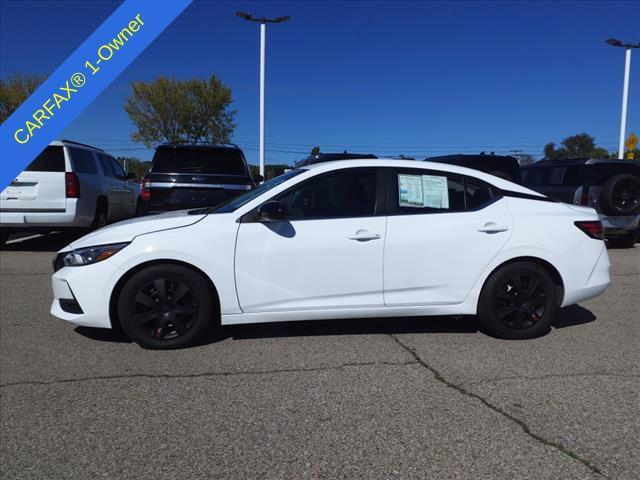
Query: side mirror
[[253, 174, 264, 184], [257, 201, 285, 222]]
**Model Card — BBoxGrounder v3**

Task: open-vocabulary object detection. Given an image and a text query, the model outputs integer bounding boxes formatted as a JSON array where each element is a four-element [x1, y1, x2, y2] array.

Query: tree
[[543, 133, 610, 160], [310, 146, 320, 155], [0, 73, 45, 123], [124, 74, 236, 147]]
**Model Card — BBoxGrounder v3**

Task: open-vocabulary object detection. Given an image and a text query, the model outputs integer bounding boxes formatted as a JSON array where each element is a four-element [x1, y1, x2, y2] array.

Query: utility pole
[[606, 39, 640, 159], [237, 12, 291, 178]]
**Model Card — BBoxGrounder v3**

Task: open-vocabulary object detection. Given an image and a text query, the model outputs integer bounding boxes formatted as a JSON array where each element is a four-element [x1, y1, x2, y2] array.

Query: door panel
[[235, 217, 386, 312], [384, 178, 513, 306]]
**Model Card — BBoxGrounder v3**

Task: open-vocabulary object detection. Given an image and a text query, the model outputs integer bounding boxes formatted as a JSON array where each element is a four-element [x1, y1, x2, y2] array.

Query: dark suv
[[294, 152, 377, 168], [425, 154, 522, 184], [521, 158, 640, 247], [141, 144, 257, 213]]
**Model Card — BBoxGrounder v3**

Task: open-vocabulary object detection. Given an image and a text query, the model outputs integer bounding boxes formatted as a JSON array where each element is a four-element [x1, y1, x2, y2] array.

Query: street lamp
[[606, 39, 640, 159], [237, 11, 290, 178]]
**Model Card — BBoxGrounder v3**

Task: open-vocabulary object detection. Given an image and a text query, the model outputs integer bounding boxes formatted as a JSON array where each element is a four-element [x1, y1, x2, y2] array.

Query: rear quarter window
[[24, 146, 65, 172], [69, 148, 98, 174], [151, 148, 247, 175], [590, 164, 640, 185]]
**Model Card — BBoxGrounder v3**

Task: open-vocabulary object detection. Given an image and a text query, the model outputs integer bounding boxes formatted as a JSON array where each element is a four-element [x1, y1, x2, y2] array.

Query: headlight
[[60, 242, 129, 268]]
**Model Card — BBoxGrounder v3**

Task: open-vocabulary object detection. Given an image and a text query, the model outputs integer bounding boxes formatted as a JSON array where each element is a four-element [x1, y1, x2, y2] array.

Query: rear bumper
[[562, 244, 610, 306], [0, 200, 89, 229], [599, 214, 639, 237]]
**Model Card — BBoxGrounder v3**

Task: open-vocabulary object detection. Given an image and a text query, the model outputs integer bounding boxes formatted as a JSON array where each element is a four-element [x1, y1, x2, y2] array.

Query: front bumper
[[50, 258, 122, 329]]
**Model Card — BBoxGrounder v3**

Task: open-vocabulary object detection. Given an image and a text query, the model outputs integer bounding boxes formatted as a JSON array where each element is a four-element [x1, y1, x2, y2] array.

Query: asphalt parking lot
[[0, 233, 638, 480]]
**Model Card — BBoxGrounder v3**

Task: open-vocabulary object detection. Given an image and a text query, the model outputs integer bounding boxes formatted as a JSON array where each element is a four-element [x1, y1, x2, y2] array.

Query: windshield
[[210, 169, 306, 213], [151, 147, 247, 175]]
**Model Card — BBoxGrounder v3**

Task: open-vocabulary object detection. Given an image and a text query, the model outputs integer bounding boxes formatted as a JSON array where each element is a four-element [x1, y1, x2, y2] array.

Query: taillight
[[140, 177, 150, 201], [574, 221, 604, 240], [65, 172, 80, 198]]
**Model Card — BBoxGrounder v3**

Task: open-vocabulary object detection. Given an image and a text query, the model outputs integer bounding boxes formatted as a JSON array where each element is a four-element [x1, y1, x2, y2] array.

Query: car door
[[108, 156, 137, 218], [383, 168, 513, 306], [235, 167, 386, 313]]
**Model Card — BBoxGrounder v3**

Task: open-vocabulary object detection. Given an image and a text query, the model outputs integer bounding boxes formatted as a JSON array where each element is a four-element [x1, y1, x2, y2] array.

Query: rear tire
[[117, 264, 214, 349], [607, 234, 638, 249], [600, 174, 640, 215], [478, 262, 558, 339], [90, 204, 108, 231]]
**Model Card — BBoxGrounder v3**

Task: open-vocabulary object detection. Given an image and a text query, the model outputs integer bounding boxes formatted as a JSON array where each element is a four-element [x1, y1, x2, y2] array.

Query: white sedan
[[51, 159, 610, 349]]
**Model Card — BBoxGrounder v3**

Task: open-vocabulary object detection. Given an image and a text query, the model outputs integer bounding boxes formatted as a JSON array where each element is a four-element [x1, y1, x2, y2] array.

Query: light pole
[[237, 12, 290, 178], [606, 39, 640, 159]]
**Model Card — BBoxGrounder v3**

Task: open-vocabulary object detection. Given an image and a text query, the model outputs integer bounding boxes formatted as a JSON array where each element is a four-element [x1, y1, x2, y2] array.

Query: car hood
[[66, 210, 206, 250]]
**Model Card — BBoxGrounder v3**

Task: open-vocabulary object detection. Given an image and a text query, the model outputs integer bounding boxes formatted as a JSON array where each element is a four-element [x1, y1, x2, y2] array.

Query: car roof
[[522, 158, 639, 168], [156, 143, 241, 150], [301, 158, 541, 196], [51, 139, 104, 151]]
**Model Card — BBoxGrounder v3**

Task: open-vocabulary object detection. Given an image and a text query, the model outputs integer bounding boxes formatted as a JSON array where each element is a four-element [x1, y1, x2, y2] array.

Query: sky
[[1, 0, 639, 166]]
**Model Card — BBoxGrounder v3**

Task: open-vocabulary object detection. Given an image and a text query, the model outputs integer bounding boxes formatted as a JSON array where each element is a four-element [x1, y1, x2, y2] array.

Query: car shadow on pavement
[[2, 232, 84, 252], [73, 305, 597, 347]]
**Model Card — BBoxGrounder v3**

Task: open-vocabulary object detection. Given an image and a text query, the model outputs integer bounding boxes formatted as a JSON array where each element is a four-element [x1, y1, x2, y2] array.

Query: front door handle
[[477, 222, 509, 233], [348, 230, 381, 241]]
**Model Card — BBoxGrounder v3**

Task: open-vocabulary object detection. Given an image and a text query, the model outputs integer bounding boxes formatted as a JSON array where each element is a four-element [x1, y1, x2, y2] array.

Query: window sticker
[[398, 174, 424, 207], [422, 175, 449, 209]]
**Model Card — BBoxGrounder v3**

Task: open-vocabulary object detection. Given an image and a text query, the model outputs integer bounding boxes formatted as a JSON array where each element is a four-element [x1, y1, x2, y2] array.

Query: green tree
[[310, 146, 320, 155], [0, 73, 45, 123], [124, 74, 236, 147], [543, 133, 609, 160]]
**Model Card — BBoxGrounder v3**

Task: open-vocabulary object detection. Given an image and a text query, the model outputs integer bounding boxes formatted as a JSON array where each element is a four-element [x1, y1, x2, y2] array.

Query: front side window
[[109, 157, 126, 177], [392, 170, 465, 214], [98, 154, 115, 177], [276, 169, 378, 220]]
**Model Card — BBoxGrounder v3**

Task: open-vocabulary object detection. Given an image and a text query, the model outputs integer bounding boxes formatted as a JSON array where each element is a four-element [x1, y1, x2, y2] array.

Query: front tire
[[478, 262, 558, 339], [117, 264, 214, 349]]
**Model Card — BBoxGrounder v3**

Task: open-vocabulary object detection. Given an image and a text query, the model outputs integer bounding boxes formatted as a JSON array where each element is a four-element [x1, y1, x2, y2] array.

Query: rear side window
[[69, 148, 97, 174], [465, 177, 498, 210], [393, 171, 466, 214], [151, 148, 247, 175], [562, 166, 585, 186], [522, 166, 565, 186], [97, 154, 114, 177], [24, 146, 65, 172]]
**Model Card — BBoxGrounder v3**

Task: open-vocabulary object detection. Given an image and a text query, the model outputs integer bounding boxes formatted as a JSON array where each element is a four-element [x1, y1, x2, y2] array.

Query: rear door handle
[[477, 222, 509, 233], [348, 230, 381, 242]]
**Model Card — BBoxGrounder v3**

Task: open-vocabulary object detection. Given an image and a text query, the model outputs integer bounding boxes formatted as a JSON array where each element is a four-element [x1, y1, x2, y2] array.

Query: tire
[[478, 262, 558, 340], [600, 174, 640, 216], [607, 234, 638, 249], [90, 204, 108, 231], [117, 264, 215, 349]]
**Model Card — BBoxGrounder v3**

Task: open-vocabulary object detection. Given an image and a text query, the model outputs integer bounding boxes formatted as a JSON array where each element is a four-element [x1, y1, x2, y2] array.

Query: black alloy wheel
[[131, 278, 199, 341], [611, 177, 640, 213], [478, 262, 558, 339], [118, 264, 215, 349]]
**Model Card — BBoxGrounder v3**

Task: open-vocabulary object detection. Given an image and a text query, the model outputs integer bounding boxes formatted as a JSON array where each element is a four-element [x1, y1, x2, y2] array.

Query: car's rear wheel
[[478, 262, 558, 339], [600, 174, 640, 216], [117, 264, 214, 349]]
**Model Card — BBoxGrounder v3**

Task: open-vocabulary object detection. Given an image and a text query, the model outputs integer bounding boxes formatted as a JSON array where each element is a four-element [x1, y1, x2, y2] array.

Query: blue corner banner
[[0, 0, 193, 189]]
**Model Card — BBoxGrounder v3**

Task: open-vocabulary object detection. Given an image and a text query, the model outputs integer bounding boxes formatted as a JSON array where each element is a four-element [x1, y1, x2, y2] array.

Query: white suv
[[0, 140, 140, 246]]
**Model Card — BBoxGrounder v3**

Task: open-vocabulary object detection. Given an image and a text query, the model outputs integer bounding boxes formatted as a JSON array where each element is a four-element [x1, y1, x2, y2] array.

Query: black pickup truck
[[141, 144, 258, 213]]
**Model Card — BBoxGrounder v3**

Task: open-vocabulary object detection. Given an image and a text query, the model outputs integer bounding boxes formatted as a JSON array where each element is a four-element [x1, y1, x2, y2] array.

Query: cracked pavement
[[1, 235, 638, 479]]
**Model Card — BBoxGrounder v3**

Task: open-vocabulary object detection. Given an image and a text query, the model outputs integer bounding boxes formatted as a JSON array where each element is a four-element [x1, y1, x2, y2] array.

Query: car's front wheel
[[478, 262, 558, 339], [117, 264, 215, 349]]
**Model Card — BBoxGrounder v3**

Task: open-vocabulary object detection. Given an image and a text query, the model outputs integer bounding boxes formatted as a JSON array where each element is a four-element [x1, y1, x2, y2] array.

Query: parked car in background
[[51, 159, 609, 349], [140, 143, 257, 214], [426, 153, 522, 184], [0, 140, 139, 246], [293, 152, 377, 168], [521, 158, 640, 248]]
